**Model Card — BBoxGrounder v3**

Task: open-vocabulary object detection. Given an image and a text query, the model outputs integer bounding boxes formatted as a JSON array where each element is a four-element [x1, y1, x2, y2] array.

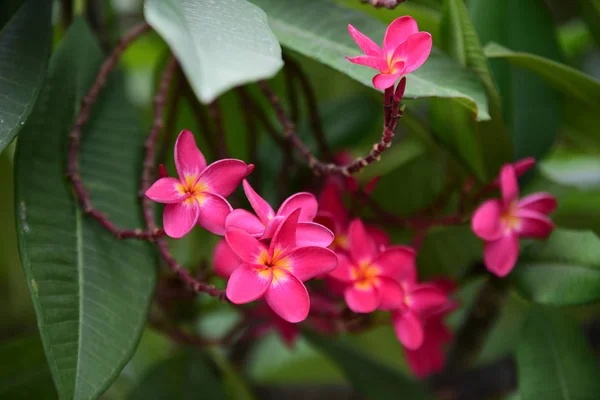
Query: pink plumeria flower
[[145, 130, 252, 238], [212, 239, 240, 279], [225, 209, 338, 323], [346, 16, 432, 90], [472, 164, 557, 277], [226, 180, 333, 247]]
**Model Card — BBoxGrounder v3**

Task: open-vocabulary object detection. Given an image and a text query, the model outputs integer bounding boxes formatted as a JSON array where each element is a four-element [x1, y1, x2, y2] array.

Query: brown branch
[[66, 22, 160, 240], [360, 0, 407, 9], [258, 79, 405, 176]]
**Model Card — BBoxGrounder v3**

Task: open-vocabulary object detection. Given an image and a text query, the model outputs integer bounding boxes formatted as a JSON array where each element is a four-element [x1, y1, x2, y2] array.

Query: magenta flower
[[145, 130, 252, 238], [472, 164, 557, 277], [226, 180, 333, 247], [250, 302, 299, 348], [346, 16, 432, 90], [212, 239, 240, 279], [225, 209, 338, 323]]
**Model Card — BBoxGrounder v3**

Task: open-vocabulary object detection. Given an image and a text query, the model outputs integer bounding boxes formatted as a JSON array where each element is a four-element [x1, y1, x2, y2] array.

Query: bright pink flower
[[145, 130, 252, 238], [212, 239, 240, 279], [493, 157, 535, 187], [472, 164, 557, 277], [346, 16, 432, 90], [225, 209, 338, 323], [226, 180, 334, 248], [251, 302, 299, 348]]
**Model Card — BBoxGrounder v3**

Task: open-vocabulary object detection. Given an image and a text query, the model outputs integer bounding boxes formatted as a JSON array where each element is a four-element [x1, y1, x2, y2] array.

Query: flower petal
[[409, 284, 448, 314], [197, 159, 249, 197], [197, 192, 233, 235], [378, 278, 405, 310], [383, 16, 419, 56], [367, 225, 390, 249], [348, 218, 378, 263], [163, 201, 199, 239], [265, 270, 309, 323], [296, 222, 334, 247], [515, 210, 554, 239], [484, 234, 520, 277], [328, 253, 353, 282], [145, 177, 186, 204], [277, 192, 319, 221], [471, 199, 504, 241], [287, 246, 338, 281], [242, 179, 274, 224], [226, 263, 271, 304], [518, 193, 557, 215], [392, 310, 424, 350], [226, 208, 265, 237], [372, 72, 402, 90], [174, 130, 207, 183], [262, 216, 285, 239], [347, 24, 382, 57], [318, 181, 349, 228], [213, 239, 241, 278], [344, 285, 380, 313], [225, 227, 268, 263], [270, 208, 301, 256], [345, 55, 387, 72], [372, 245, 416, 281], [500, 164, 519, 204], [390, 32, 432, 74]]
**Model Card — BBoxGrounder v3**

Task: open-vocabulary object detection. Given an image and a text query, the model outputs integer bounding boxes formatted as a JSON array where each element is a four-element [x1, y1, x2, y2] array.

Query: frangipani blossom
[[346, 16, 432, 90], [225, 209, 338, 323], [213, 239, 240, 279], [145, 130, 252, 238], [226, 180, 334, 247], [472, 164, 557, 277]]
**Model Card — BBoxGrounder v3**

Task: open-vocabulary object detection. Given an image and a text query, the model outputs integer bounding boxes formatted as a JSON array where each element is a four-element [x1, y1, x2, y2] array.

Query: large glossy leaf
[[517, 305, 600, 400], [0, 335, 57, 399], [0, 0, 52, 153], [470, 0, 562, 160], [145, 0, 283, 103], [513, 229, 600, 306], [128, 350, 227, 400], [251, 0, 491, 121], [304, 330, 433, 399], [15, 20, 156, 400]]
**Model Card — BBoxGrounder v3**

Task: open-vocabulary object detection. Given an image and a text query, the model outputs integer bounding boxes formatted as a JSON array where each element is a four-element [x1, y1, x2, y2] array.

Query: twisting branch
[[66, 22, 159, 240], [258, 79, 406, 176], [360, 0, 407, 9], [140, 56, 227, 300]]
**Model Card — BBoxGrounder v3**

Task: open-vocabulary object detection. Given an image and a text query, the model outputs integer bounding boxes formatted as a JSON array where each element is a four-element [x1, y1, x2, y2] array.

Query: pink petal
[[296, 222, 334, 247], [287, 246, 338, 281], [174, 130, 207, 183], [196, 192, 233, 235], [265, 270, 310, 323], [145, 177, 186, 204], [390, 32, 432, 74], [318, 181, 348, 228], [348, 218, 378, 263], [213, 239, 241, 279], [372, 72, 402, 90], [484, 234, 520, 277], [242, 179, 274, 224], [270, 208, 300, 256], [514, 157, 536, 177], [409, 284, 448, 314], [378, 278, 405, 310], [225, 227, 268, 263], [383, 16, 419, 56], [275, 320, 299, 348], [515, 210, 554, 239], [347, 24, 382, 57], [372, 245, 416, 281], [226, 263, 271, 304], [518, 193, 557, 215], [328, 253, 353, 282], [500, 164, 519, 204], [392, 310, 424, 350], [344, 285, 380, 313], [197, 159, 249, 197], [163, 201, 199, 239], [471, 199, 504, 241], [345, 55, 387, 72], [262, 216, 285, 239], [277, 192, 319, 221], [406, 340, 445, 378], [367, 225, 390, 249], [225, 209, 265, 237]]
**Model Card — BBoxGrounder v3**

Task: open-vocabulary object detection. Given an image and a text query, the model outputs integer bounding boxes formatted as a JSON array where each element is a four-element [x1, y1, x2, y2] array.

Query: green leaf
[[540, 150, 600, 190], [15, 20, 156, 400], [517, 305, 600, 400], [144, 0, 283, 103], [128, 350, 227, 400], [251, 0, 491, 121], [514, 229, 600, 306], [485, 43, 600, 109], [0, 0, 52, 153], [579, 0, 600, 47], [304, 330, 433, 399], [470, 0, 563, 160], [0, 335, 57, 399]]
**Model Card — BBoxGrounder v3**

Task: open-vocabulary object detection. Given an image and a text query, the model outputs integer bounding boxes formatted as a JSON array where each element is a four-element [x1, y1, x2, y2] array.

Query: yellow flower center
[[176, 174, 208, 205], [256, 248, 292, 283], [351, 261, 381, 291]]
